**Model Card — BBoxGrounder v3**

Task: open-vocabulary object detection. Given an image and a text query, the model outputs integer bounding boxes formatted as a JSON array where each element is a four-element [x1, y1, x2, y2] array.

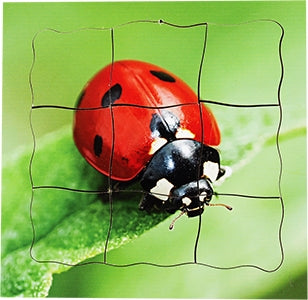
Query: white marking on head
[[200, 192, 207, 201], [203, 161, 219, 182], [182, 197, 192, 206], [150, 178, 174, 201], [175, 128, 195, 139], [149, 137, 167, 155]]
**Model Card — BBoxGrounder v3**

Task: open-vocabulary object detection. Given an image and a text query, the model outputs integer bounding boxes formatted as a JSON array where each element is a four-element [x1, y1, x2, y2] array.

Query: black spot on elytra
[[75, 89, 85, 108], [101, 84, 122, 107], [150, 70, 176, 82], [121, 156, 129, 165], [150, 111, 180, 141], [94, 135, 103, 157]]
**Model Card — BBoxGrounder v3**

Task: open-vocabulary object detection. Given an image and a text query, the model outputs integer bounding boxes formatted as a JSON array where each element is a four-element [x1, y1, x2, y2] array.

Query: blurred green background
[[2, 1, 306, 298]]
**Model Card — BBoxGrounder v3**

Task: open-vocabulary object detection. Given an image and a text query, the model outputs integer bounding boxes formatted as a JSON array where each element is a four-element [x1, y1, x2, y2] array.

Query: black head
[[139, 139, 220, 217], [169, 178, 213, 217]]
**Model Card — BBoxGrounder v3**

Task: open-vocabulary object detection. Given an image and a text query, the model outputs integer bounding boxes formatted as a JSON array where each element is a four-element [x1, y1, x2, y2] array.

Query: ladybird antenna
[[207, 202, 233, 211], [169, 210, 186, 230]]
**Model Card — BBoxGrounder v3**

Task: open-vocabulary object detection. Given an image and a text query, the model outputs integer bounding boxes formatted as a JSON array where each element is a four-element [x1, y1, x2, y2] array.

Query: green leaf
[[1, 127, 168, 297], [49, 131, 307, 299], [1, 122, 306, 297]]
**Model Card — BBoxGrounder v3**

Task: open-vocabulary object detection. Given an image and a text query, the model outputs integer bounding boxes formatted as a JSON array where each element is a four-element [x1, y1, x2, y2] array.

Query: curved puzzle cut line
[[29, 18, 285, 272]]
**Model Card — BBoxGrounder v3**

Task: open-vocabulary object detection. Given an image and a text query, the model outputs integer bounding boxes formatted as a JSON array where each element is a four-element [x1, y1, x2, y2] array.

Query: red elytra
[[73, 60, 220, 181]]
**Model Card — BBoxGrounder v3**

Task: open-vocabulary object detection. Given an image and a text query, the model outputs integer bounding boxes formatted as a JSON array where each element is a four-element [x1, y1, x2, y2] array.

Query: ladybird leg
[[139, 193, 177, 214], [111, 180, 135, 192], [111, 181, 121, 192], [99, 180, 123, 204], [139, 194, 161, 212]]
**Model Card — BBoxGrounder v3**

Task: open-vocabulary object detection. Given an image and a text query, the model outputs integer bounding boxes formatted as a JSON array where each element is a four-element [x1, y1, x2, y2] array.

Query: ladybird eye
[[101, 83, 122, 107], [150, 70, 176, 82], [93, 134, 103, 157]]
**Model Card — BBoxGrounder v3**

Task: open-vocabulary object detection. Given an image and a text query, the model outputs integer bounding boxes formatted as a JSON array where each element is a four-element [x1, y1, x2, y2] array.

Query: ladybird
[[73, 60, 231, 225]]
